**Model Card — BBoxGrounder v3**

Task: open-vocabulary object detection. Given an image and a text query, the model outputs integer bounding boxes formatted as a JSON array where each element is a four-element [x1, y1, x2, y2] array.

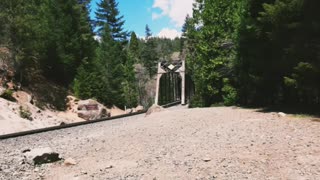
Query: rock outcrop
[[77, 99, 110, 120]]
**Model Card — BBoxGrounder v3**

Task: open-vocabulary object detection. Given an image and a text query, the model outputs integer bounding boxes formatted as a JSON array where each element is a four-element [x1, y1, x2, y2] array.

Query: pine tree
[[128, 32, 140, 63], [185, 0, 243, 106], [95, 0, 129, 41], [141, 25, 158, 77], [0, 0, 50, 83], [43, 0, 96, 85]]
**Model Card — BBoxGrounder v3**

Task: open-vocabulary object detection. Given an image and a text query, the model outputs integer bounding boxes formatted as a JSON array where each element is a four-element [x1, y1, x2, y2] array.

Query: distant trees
[[141, 25, 158, 77]]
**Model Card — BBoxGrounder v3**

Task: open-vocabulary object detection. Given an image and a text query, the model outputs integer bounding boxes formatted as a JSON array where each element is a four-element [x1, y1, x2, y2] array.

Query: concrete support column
[[155, 62, 163, 105], [180, 60, 186, 105]]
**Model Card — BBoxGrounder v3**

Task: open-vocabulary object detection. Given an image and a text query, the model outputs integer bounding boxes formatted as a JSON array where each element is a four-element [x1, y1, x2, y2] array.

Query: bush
[[19, 106, 33, 120], [0, 89, 16, 102], [189, 94, 205, 108], [222, 84, 237, 106]]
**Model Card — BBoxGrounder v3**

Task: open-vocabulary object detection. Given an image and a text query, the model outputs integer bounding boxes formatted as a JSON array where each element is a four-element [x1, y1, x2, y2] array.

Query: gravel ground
[[0, 106, 319, 180]]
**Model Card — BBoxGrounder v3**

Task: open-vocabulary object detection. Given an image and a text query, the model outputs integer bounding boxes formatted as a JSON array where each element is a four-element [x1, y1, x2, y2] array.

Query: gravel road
[[0, 106, 319, 180]]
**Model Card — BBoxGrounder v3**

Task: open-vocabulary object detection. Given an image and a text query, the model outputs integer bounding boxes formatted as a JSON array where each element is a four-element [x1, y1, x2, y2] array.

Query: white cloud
[[152, 12, 163, 20], [157, 28, 181, 39], [152, 0, 194, 27]]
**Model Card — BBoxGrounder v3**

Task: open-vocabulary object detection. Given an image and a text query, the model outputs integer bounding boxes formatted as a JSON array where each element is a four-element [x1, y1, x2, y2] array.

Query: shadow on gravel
[[241, 104, 320, 119]]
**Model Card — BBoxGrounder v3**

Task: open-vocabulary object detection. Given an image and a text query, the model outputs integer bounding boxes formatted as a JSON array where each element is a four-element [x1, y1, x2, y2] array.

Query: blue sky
[[89, 0, 194, 39]]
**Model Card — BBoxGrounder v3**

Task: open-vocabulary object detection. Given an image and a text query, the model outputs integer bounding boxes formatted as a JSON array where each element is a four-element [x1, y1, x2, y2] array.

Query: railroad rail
[[0, 101, 181, 140]]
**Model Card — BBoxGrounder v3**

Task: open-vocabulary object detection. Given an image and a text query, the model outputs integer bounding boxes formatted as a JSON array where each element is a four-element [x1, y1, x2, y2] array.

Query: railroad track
[[0, 101, 181, 140]]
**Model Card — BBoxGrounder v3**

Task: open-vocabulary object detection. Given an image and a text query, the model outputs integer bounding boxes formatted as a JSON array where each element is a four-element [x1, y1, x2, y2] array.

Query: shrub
[[189, 94, 205, 108], [0, 89, 16, 102], [222, 84, 237, 106], [19, 106, 33, 120]]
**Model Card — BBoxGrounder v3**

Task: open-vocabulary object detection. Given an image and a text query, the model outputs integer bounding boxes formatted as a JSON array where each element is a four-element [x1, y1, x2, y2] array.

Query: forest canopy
[[1, 0, 319, 110]]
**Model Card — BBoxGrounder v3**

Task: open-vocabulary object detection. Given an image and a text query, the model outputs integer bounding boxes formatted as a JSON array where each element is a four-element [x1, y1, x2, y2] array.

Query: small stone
[[22, 149, 31, 153], [203, 157, 211, 162], [60, 122, 67, 126], [64, 158, 77, 166]]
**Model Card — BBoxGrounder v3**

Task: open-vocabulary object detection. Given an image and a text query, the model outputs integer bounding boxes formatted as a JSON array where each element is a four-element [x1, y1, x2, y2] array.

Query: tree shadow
[[241, 104, 320, 119]]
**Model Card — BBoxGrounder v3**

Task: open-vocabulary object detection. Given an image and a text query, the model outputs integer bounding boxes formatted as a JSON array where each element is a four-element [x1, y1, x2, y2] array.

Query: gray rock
[[77, 99, 110, 120]]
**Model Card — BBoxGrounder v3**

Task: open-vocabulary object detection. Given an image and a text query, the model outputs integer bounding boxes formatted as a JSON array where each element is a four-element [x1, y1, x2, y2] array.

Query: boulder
[[24, 147, 61, 165], [278, 112, 287, 117], [136, 105, 144, 112], [66, 95, 79, 113], [77, 99, 110, 120], [146, 104, 164, 115], [12, 91, 32, 104]]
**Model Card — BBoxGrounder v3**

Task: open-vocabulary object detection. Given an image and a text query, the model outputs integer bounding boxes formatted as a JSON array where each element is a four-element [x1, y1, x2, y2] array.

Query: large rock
[[136, 105, 144, 112], [12, 91, 32, 104], [77, 99, 110, 120], [24, 147, 61, 165], [66, 95, 79, 113], [146, 104, 164, 115]]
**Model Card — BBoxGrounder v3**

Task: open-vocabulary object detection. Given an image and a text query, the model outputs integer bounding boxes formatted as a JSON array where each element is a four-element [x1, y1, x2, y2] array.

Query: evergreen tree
[[0, 0, 50, 83], [186, 0, 243, 106], [95, 25, 125, 106], [128, 32, 140, 63], [95, 0, 129, 41], [43, 0, 96, 85], [141, 25, 158, 77]]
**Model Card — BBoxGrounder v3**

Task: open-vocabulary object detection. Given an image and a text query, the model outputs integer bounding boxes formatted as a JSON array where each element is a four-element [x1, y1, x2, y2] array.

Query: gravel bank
[[0, 106, 319, 180]]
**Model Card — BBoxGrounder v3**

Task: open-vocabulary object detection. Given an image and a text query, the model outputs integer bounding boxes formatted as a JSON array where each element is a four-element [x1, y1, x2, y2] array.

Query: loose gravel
[[0, 106, 319, 180]]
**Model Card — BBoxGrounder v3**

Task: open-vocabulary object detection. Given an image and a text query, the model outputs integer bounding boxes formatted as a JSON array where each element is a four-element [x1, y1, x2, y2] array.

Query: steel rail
[[0, 101, 181, 140]]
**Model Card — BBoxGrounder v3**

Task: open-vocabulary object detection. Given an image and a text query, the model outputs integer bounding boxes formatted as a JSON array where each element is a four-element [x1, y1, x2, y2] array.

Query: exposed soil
[[0, 106, 319, 180]]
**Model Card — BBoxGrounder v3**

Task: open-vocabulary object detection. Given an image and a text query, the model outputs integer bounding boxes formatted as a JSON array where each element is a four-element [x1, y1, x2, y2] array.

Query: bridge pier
[[180, 60, 186, 105], [155, 72, 163, 105]]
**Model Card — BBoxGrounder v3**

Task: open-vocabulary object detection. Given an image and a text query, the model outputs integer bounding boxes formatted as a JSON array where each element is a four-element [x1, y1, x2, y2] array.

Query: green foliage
[[75, 2, 138, 108], [95, 0, 129, 41], [189, 94, 205, 108], [19, 106, 32, 120], [0, 89, 16, 102], [128, 32, 141, 63], [141, 25, 159, 77], [236, 0, 320, 105], [43, 0, 96, 85], [184, 0, 244, 107], [222, 79, 237, 106]]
